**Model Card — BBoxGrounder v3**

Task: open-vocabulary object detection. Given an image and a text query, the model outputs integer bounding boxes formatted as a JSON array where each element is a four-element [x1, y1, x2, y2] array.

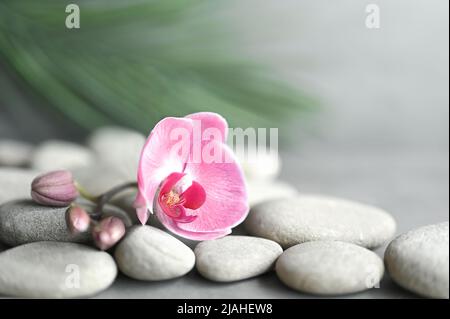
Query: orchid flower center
[[157, 172, 206, 223], [163, 190, 183, 207]]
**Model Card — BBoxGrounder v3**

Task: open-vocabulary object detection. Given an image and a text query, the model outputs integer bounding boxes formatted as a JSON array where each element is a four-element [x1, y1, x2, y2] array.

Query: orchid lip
[[157, 172, 206, 223]]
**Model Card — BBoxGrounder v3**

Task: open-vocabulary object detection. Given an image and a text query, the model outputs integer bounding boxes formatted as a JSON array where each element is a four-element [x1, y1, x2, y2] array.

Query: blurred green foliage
[[0, 0, 315, 134]]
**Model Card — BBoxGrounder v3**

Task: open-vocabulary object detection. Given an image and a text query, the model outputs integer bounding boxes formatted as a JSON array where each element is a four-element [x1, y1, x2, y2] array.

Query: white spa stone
[[276, 241, 384, 295], [114, 225, 195, 281], [195, 236, 283, 282], [385, 222, 449, 299], [0, 242, 117, 298], [245, 195, 396, 248]]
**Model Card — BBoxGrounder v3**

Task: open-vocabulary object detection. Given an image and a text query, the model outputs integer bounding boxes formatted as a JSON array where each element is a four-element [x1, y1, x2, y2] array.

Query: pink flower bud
[[92, 216, 126, 251], [66, 206, 91, 234], [31, 170, 79, 207]]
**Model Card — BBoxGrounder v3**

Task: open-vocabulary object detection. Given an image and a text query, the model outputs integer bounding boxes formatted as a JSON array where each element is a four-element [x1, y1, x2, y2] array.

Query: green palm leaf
[[0, 0, 316, 135]]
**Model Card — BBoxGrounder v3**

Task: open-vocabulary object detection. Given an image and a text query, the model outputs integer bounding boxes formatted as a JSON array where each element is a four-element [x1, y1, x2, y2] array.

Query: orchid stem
[[90, 182, 138, 220], [74, 181, 99, 203]]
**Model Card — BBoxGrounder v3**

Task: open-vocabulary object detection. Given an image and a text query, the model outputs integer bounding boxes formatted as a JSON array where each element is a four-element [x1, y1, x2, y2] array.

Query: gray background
[[1, 0, 449, 298]]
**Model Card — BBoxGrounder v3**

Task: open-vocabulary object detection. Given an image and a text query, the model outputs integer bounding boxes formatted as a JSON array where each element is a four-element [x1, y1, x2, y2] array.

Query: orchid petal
[[185, 112, 228, 143], [155, 203, 231, 240], [136, 205, 149, 225], [136, 117, 193, 221], [171, 207, 198, 223], [159, 172, 185, 195], [179, 141, 248, 233], [133, 191, 149, 225]]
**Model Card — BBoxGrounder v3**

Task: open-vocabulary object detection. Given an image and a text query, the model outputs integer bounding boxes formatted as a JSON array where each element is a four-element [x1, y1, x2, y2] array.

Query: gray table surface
[[1, 0, 448, 299]]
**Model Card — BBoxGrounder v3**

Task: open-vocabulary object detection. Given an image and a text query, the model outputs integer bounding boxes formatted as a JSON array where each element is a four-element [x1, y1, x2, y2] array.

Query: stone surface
[[276, 241, 384, 295], [195, 236, 283, 282], [31, 140, 94, 171], [0, 168, 40, 204], [142, 213, 201, 249], [87, 127, 145, 181], [115, 225, 195, 281], [385, 222, 449, 299], [245, 195, 396, 248], [247, 180, 298, 206], [0, 139, 34, 167], [0, 200, 89, 246], [0, 242, 117, 298], [73, 163, 132, 197]]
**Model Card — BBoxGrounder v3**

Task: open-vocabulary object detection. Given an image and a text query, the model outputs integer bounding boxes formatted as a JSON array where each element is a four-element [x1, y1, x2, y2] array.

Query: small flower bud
[[66, 206, 91, 234], [31, 170, 79, 207], [92, 216, 126, 250]]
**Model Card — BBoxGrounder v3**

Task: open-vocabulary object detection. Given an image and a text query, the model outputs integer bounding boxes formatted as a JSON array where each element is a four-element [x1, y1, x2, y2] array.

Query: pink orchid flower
[[134, 112, 248, 240]]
